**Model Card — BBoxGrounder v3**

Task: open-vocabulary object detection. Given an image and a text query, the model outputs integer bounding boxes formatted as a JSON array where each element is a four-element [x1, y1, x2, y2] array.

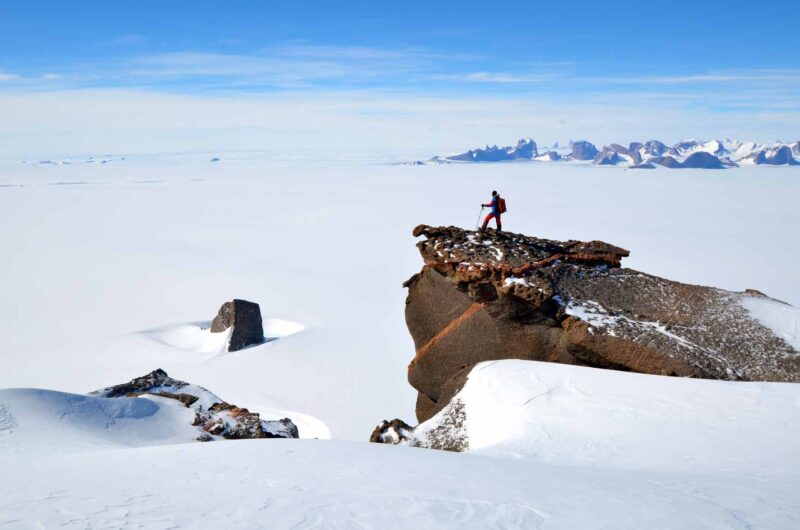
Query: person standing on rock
[[480, 190, 505, 232]]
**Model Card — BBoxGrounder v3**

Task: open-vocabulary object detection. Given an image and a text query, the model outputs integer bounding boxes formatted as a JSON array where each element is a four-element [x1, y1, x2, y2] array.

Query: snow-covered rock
[[747, 145, 799, 166], [593, 146, 627, 165], [0, 369, 299, 452], [92, 369, 299, 440], [533, 150, 561, 161], [569, 140, 598, 160], [421, 137, 799, 168], [440, 138, 538, 162]]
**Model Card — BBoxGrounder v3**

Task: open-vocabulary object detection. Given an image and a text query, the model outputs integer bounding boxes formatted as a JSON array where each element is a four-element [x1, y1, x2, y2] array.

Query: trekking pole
[[475, 206, 484, 230]]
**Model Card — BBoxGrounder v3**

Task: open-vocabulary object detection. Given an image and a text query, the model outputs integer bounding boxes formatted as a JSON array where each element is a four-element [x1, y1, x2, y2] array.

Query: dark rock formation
[[404, 225, 800, 423], [594, 146, 624, 165], [370, 419, 414, 444], [194, 402, 299, 439], [536, 151, 561, 161], [650, 155, 683, 168], [509, 138, 538, 159], [445, 138, 538, 162], [570, 140, 598, 160], [681, 152, 729, 169], [93, 369, 299, 440], [751, 146, 799, 165], [91, 368, 187, 398], [671, 139, 701, 155], [608, 143, 630, 155], [643, 140, 668, 155], [650, 152, 733, 169], [622, 143, 644, 164], [211, 299, 265, 351], [421, 138, 800, 168]]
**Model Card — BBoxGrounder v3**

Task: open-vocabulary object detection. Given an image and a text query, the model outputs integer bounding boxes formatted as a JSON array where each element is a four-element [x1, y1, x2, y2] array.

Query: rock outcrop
[[677, 151, 730, 169], [92, 369, 299, 440], [593, 146, 624, 165], [370, 418, 414, 444], [570, 140, 598, 160], [440, 138, 538, 162], [749, 145, 799, 166], [403, 225, 800, 424], [211, 299, 265, 351], [420, 137, 800, 168]]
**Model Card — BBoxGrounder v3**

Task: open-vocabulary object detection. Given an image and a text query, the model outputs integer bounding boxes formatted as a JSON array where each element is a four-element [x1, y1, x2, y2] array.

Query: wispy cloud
[[1, 44, 798, 128], [0, 71, 21, 82], [432, 71, 567, 84], [599, 69, 800, 85], [127, 44, 466, 88], [111, 33, 147, 46], [2, 88, 796, 158]]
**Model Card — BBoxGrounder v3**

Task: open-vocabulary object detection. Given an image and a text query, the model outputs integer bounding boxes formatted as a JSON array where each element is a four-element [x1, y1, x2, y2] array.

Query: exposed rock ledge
[[401, 224, 800, 426], [92, 369, 298, 440]]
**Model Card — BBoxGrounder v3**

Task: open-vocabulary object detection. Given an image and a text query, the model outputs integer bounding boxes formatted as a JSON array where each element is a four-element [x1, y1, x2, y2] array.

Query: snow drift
[[407, 360, 800, 473]]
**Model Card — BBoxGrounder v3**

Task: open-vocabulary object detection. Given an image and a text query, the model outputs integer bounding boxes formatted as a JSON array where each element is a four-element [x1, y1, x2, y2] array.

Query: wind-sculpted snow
[[0, 369, 298, 453], [7, 438, 798, 529], [402, 360, 800, 470], [403, 225, 800, 423]]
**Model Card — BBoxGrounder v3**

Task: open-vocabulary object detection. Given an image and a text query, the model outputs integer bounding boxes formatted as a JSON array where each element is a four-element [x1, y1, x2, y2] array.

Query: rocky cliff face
[[402, 225, 800, 424]]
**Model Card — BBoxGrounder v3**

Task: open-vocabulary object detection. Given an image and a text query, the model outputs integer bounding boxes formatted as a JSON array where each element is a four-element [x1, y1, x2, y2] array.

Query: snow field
[[1, 156, 799, 528]]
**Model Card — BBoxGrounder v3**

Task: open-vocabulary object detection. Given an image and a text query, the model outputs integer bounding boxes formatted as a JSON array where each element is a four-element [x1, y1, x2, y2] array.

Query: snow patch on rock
[[740, 294, 800, 352]]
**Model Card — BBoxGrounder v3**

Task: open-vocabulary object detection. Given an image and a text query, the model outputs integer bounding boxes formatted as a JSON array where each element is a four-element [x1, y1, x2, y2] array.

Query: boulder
[[404, 225, 800, 423], [211, 299, 265, 351], [370, 419, 414, 444]]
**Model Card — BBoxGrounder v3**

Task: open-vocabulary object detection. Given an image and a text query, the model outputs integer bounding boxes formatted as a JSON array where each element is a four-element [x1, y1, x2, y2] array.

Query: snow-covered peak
[[422, 137, 800, 168]]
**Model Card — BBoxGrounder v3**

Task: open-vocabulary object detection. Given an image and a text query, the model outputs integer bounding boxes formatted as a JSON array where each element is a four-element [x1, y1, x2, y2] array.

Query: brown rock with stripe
[[404, 225, 800, 423]]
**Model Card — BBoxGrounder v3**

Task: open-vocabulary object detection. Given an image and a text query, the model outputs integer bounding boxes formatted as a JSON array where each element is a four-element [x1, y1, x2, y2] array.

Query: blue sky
[[1, 1, 798, 155]]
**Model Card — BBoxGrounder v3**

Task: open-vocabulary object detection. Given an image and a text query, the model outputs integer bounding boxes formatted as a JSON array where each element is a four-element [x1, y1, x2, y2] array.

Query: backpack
[[498, 197, 507, 214]]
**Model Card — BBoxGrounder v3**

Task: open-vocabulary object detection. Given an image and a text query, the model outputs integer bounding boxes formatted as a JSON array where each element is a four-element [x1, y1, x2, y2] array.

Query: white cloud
[[111, 33, 147, 45], [0, 88, 796, 158], [600, 69, 800, 85], [128, 45, 463, 87], [432, 71, 566, 84], [0, 71, 21, 81], [41, 73, 62, 80]]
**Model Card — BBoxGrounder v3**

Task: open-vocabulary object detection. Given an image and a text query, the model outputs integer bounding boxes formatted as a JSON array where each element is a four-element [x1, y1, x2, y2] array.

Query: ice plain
[[1, 153, 799, 528]]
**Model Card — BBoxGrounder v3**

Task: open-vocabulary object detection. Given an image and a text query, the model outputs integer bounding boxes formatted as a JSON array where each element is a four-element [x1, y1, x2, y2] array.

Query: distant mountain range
[[417, 138, 800, 169]]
